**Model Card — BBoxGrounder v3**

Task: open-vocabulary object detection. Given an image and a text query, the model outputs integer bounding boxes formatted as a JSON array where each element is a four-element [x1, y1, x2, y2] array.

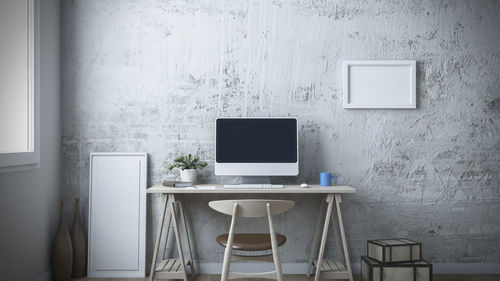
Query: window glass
[[0, 0, 32, 153]]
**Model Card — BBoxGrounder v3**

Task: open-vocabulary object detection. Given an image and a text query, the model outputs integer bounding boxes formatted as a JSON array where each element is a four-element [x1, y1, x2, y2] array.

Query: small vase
[[71, 198, 87, 277], [180, 169, 197, 184], [52, 200, 73, 281]]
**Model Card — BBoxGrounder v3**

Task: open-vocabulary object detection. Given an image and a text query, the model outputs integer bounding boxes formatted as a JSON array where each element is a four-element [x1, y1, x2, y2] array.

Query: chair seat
[[216, 233, 287, 251]]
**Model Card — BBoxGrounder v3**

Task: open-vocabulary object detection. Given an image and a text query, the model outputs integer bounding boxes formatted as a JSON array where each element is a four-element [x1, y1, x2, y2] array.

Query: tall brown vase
[[52, 200, 73, 281], [71, 198, 87, 277]]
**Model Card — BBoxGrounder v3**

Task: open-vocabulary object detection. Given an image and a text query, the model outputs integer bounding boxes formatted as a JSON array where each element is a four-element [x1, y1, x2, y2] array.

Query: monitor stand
[[241, 176, 270, 184]]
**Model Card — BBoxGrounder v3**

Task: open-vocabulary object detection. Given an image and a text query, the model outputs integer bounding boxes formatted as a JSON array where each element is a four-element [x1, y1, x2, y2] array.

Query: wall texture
[[0, 0, 61, 280], [62, 0, 500, 270]]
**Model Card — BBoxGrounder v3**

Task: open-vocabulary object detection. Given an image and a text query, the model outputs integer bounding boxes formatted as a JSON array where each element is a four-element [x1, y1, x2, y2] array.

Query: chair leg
[[221, 245, 232, 281], [267, 203, 284, 281], [270, 236, 284, 281], [221, 204, 238, 281]]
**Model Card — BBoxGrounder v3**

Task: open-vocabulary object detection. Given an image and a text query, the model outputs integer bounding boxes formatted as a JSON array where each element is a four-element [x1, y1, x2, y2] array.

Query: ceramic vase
[[180, 168, 197, 184], [52, 200, 73, 281], [71, 198, 87, 277]]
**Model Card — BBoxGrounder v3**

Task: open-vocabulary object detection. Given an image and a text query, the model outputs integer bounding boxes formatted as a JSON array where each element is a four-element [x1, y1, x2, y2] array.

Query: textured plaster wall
[[62, 0, 500, 265]]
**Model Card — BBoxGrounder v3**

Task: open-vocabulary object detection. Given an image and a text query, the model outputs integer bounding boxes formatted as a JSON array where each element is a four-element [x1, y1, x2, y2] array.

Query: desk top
[[147, 184, 356, 194]]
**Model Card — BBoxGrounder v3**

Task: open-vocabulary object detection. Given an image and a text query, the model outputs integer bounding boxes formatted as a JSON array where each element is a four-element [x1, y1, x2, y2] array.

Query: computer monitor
[[215, 118, 299, 176]]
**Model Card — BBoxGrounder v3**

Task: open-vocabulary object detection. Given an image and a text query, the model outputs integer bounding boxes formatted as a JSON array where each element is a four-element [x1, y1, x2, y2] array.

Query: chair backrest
[[209, 199, 294, 218]]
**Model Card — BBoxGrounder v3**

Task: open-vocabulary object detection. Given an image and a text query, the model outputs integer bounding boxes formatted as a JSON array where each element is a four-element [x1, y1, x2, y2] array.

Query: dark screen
[[216, 118, 297, 163]]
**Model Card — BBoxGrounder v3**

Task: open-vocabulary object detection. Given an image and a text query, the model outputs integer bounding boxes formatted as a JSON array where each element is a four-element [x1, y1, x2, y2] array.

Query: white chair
[[208, 199, 295, 281]]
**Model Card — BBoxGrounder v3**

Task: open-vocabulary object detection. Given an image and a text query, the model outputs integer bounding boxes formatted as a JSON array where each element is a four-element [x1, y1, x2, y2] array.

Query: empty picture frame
[[343, 60, 416, 108]]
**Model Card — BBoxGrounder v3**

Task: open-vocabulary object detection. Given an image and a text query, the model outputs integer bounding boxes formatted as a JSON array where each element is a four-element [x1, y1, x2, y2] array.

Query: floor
[[72, 274, 500, 281]]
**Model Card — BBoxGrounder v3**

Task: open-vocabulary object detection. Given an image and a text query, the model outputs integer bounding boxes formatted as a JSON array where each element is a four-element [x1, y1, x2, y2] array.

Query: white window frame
[[0, 0, 39, 171]]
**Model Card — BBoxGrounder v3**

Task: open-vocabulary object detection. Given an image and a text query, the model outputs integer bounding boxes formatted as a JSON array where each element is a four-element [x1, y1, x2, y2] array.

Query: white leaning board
[[343, 60, 416, 108], [88, 153, 147, 278]]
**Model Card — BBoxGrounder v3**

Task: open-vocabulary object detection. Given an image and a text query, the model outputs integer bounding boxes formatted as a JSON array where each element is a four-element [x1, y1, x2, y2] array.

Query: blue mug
[[320, 172, 337, 186]]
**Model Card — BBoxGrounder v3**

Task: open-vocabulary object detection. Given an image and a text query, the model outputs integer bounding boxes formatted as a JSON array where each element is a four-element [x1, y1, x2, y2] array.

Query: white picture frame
[[88, 152, 147, 278], [343, 60, 416, 109]]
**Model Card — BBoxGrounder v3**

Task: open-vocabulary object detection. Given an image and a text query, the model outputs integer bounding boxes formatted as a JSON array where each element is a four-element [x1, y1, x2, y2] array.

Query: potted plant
[[168, 154, 208, 184]]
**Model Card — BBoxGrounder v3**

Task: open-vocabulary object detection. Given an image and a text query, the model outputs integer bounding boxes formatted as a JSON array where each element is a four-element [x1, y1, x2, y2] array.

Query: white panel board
[[343, 60, 416, 108], [88, 153, 147, 278]]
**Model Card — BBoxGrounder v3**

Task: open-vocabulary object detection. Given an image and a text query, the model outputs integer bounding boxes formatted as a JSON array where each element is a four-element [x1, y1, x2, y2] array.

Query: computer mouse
[[300, 183, 309, 188]]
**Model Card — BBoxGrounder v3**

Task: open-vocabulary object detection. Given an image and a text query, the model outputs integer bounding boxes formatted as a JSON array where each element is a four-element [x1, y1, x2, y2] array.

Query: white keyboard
[[223, 184, 284, 189]]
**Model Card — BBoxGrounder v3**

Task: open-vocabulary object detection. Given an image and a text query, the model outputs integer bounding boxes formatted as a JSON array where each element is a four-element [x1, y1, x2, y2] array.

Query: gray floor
[[72, 274, 500, 281]]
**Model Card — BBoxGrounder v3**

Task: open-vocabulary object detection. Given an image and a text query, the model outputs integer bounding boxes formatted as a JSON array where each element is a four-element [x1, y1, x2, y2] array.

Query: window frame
[[0, 0, 39, 171]]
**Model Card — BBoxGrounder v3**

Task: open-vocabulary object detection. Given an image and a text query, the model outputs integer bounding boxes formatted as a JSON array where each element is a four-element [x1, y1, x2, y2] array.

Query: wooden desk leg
[[334, 194, 353, 281], [330, 203, 343, 261], [307, 196, 326, 277], [313, 194, 334, 281], [178, 199, 196, 276], [149, 194, 169, 281], [161, 209, 172, 260], [170, 195, 189, 281]]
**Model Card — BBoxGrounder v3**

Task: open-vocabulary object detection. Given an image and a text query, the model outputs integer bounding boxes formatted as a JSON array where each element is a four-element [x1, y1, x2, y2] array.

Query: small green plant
[[168, 154, 208, 171]]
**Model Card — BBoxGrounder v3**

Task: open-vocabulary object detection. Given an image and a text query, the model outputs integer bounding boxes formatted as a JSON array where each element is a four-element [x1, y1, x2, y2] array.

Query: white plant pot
[[180, 169, 197, 184]]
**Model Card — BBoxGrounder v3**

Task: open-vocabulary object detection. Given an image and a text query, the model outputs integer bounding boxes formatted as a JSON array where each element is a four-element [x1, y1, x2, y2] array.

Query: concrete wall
[[61, 0, 500, 272], [0, 0, 61, 280]]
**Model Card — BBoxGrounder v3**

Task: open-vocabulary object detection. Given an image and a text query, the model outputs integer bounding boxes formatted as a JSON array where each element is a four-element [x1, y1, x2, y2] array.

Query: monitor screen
[[216, 118, 297, 163]]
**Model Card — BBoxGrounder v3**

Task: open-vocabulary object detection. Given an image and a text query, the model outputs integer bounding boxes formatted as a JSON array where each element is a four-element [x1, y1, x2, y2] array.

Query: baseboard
[[191, 262, 500, 275], [432, 263, 500, 274], [33, 270, 51, 281]]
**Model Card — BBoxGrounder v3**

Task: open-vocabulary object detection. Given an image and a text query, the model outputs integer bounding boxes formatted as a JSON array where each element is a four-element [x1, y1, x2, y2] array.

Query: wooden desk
[[147, 184, 356, 281]]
